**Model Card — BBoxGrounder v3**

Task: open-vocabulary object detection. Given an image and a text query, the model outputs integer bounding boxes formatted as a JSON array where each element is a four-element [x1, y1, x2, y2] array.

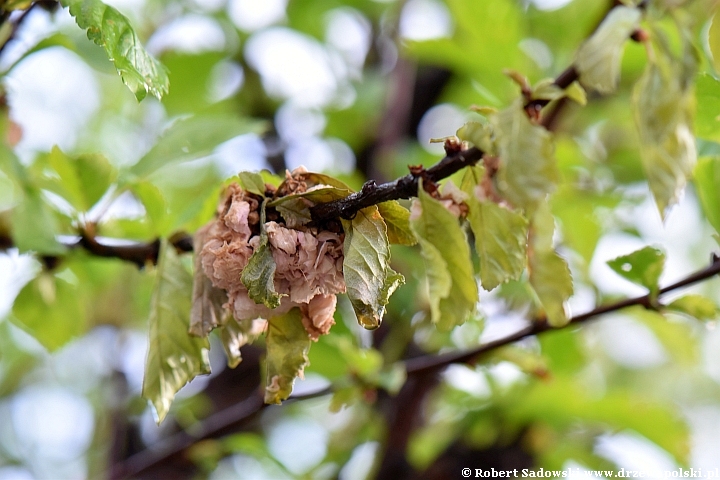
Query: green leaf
[[695, 74, 720, 141], [411, 184, 478, 331], [238, 171, 267, 197], [633, 51, 696, 218], [142, 241, 211, 424], [575, 6, 641, 94], [130, 114, 265, 178], [463, 168, 528, 290], [377, 201, 417, 246], [528, 203, 572, 327], [269, 186, 350, 226], [709, 10, 720, 74], [607, 246, 666, 293], [694, 156, 720, 235], [11, 274, 87, 351], [130, 181, 167, 234], [45, 146, 116, 212], [241, 202, 284, 309], [456, 121, 494, 153], [666, 294, 718, 321], [341, 206, 404, 330], [493, 102, 558, 212], [219, 317, 264, 368], [11, 187, 66, 255], [264, 308, 311, 404], [60, 0, 169, 101], [190, 228, 228, 337], [564, 81, 587, 106]]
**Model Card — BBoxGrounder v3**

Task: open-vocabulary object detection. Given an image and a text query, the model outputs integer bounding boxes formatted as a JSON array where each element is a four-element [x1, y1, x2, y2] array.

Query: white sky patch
[[591, 314, 668, 369], [417, 103, 469, 155], [275, 102, 326, 142], [214, 133, 270, 177], [339, 442, 379, 480], [443, 364, 491, 398], [0, 253, 39, 319], [325, 8, 372, 75], [6, 47, 99, 161], [530, 0, 575, 11], [686, 406, 720, 471], [399, 0, 452, 41], [245, 28, 341, 108], [519, 38, 554, 70], [595, 431, 678, 477], [207, 60, 244, 102], [227, 0, 288, 32], [285, 136, 335, 172], [147, 14, 226, 54], [267, 418, 328, 475]]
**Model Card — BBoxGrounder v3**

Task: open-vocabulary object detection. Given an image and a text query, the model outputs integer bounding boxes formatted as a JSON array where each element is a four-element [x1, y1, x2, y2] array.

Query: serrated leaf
[[411, 184, 478, 331], [633, 44, 696, 218], [241, 202, 283, 309], [607, 246, 666, 293], [494, 102, 558, 212], [238, 171, 266, 197], [11, 274, 87, 351], [264, 308, 311, 404], [60, 0, 169, 101], [190, 227, 228, 337], [341, 206, 404, 330], [694, 157, 720, 235], [45, 146, 116, 212], [667, 294, 718, 321], [11, 187, 66, 255], [456, 121, 494, 153], [377, 201, 417, 246], [130, 115, 265, 178], [142, 241, 211, 424], [575, 6, 641, 94], [528, 203, 572, 327], [462, 168, 528, 290]]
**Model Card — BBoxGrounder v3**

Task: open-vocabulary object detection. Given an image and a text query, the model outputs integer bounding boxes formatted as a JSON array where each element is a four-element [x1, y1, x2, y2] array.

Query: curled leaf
[[241, 201, 284, 309], [264, 309, 311, 404], [190, 226, 228, 337]]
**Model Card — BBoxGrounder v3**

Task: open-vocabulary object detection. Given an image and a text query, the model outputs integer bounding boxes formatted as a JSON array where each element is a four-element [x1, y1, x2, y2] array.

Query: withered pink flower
[[198, 182, 346, 341]]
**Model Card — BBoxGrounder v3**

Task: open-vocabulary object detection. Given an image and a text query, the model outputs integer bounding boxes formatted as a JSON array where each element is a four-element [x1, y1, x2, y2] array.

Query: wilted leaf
[[60, 0, 169, 101], [270, 186, 350, 226], [528, 204, 572, 327], [575, 6, 642, 94], [341, 206, 404, 330], [190, 227, 228, 337], [238, 171, 266, 197], [411, 184, 478, 331], [607, 246, 666, 293], [142, 241, 211, 423], [667, 294, 718, 321], [463, 168, 528, 290], [130, 115, 264, 178], [264, 308, 311, 404], [633, 50, 696, 218], [493, 102, 558, 212], [694, 157, 720, 235], [377, 201, 417, 246], [220, 318, 265, 368], [241, 202, 284, 309], [12, 274, 87, 351]]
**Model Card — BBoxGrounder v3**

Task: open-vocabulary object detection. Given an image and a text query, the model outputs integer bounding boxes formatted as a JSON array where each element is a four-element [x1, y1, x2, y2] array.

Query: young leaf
[[528, 203, 572, 327], [694, 157, 720, 235], [130, 115, 265, 178], [238, 172, 267, 197], [340, 206, 404, 330], [411, 184, 478, 331], [462, 169, 528, 290], [11, 187, 66, 255], [575, 6, 642, 94], [60, 0, 169, 101], [666, 294, 718, 321], [456, 121, 494, 153], [45, 147, 116, 212], [142, 241, 211, 423], [607, 246, 666, 293], [377, 201, 417, 246], [264, 308, 311, 404], [493, 102, 558, 213], [190, 227, 228, 337], [12, 274, 87, 351], [633, 51, 696, 218], [241, 201, 283, 309]]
